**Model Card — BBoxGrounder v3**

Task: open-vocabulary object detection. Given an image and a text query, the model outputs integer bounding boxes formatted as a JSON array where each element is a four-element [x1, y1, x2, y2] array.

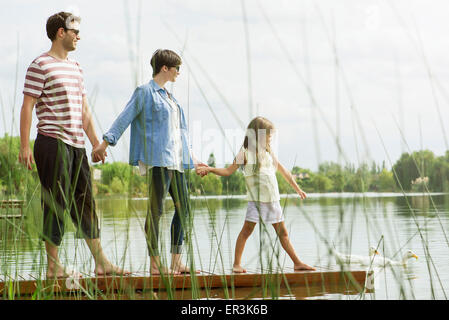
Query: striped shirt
[[23, 52, 86, 148]]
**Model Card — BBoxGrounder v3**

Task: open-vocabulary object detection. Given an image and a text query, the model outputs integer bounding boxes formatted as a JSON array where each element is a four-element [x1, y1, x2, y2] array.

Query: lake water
[[1, 193, 449, 300]]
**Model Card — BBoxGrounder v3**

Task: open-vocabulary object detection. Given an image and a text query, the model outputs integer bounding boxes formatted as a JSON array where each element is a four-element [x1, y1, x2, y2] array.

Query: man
[[18, 12, 128, 279]]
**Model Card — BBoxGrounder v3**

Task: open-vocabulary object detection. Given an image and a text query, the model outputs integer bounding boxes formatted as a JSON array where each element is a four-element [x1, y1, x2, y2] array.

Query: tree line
[[1, 135, 448, 197]]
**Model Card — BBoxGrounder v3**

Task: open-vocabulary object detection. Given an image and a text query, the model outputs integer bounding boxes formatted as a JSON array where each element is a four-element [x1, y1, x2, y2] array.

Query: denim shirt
[[103, 80, 194, 169]]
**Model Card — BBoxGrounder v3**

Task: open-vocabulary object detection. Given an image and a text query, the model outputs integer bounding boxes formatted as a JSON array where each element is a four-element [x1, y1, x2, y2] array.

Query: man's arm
[[82, 96, 106, 163], [19, 95, 37, 170]]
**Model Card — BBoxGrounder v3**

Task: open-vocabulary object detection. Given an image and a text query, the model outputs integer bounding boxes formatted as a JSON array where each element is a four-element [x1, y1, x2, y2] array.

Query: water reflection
[[1, 193, 449, 299]]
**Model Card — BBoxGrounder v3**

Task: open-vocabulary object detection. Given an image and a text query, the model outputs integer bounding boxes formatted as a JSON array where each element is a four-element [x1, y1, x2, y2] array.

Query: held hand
[[18, 146, 34, 170], [91, 144, 107, 164], [195, 163, 209, 177], [197, 167, 210, 177], [298, 189, 307, 200]]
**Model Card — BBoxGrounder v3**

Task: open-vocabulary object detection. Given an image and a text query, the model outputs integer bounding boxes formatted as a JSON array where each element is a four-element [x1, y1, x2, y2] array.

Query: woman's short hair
[[150, 49, 182, 77]]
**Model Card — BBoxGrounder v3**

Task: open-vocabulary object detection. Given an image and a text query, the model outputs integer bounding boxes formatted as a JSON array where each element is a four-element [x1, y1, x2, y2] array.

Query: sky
[[2, 0, 449, 171]]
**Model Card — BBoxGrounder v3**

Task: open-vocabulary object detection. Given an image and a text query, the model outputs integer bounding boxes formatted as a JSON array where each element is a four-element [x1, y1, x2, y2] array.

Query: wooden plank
[[0, 269, 372, 296], [0, 214, 23, 219], [0, 200, 25, 207], [0, 200, 24, 218]]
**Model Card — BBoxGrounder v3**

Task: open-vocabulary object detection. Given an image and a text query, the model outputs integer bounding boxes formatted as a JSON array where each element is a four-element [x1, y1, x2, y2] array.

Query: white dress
[[236, 148, 284, 224]]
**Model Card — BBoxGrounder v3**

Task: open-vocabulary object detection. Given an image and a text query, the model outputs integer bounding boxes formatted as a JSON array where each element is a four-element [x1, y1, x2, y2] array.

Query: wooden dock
[[0, 267, 373, 298], [0, 199, 24, 219]]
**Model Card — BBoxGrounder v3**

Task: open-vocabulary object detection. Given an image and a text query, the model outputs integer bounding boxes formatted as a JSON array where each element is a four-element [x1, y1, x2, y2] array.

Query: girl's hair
[[241, 116, 275, 171]]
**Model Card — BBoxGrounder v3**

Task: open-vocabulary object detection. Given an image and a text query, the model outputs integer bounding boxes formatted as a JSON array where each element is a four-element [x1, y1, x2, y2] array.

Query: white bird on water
[[334, 247, 418, 267], [333, 246, 380, 266], [371, 250, 419, 267]]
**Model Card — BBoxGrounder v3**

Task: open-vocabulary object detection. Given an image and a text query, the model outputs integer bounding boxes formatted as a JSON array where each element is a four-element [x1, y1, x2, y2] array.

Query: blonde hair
[[242, 116, 275, 171]]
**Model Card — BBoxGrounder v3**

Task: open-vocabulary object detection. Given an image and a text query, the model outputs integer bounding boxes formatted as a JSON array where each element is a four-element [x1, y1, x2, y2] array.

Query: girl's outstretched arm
[[271, 153, 307, 199], [198, 148, 244, 177], [199, 162, 239, 177]]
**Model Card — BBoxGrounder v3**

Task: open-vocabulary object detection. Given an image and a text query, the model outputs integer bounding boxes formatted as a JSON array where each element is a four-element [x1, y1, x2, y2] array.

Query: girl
[[198, 117, 315, 273]]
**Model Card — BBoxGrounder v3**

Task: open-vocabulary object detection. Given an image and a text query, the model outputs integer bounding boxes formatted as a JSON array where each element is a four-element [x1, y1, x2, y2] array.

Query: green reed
[[2, 1, 449, 301]]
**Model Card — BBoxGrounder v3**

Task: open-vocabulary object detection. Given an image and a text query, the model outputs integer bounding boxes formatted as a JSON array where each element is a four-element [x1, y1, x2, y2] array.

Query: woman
[[93, 49, 206, 275]]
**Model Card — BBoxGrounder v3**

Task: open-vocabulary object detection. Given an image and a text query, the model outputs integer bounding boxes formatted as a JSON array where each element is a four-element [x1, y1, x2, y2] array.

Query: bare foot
[[232, 265, 247, 273], [294, 263, 316, 271], [46, 266, 82, 279], [150, 265, 180, 276], [171, 263, 200, 274], [95, 263, 130, 276]]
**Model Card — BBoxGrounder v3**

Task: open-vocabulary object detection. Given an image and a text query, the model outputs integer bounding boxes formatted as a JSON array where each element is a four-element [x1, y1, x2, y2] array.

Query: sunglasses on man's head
[[173, 65, 180, 71]]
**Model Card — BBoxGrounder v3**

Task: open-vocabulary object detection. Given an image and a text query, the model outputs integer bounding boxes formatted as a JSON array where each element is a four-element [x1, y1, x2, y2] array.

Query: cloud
[[2, 0, 449, 171]]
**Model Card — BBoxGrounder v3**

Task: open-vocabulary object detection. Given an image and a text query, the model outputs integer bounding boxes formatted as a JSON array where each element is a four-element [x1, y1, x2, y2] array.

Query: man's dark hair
[[46, 12, 73, 41], [150, 49, 182, 77]]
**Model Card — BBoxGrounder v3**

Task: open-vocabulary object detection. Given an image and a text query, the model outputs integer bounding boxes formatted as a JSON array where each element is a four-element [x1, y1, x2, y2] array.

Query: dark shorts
[[34, 134, 100, 246]]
